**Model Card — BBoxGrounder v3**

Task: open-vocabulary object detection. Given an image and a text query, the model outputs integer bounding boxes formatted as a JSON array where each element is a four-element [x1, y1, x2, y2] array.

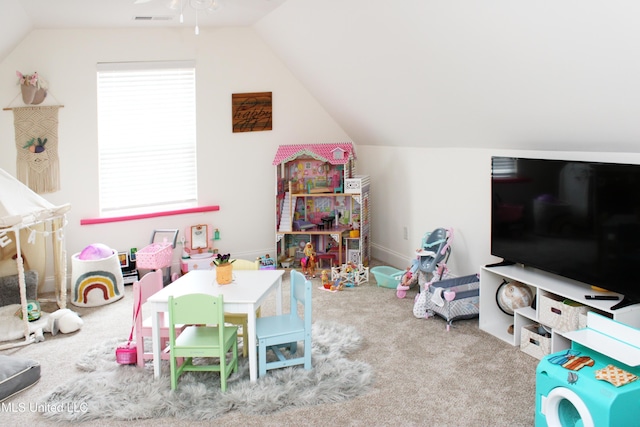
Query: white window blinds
[[492, 157, 518, 178], [97, 61, 197, 216]]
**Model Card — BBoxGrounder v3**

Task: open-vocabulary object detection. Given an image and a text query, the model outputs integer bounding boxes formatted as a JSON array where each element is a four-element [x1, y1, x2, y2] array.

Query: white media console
[[480, 264, 640, 356]]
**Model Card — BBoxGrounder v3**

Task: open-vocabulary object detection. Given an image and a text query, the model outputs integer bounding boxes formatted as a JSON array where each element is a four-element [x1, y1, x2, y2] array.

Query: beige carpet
[[0, 261, 538, 426]]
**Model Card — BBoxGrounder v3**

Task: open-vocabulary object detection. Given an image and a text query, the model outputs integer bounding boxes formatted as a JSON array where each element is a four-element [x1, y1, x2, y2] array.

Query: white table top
[[148, 269, 285, 305]]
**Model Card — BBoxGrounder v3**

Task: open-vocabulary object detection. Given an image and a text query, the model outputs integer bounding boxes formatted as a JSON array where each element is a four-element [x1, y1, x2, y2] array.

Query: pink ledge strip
[[80, 205, 220, 225]]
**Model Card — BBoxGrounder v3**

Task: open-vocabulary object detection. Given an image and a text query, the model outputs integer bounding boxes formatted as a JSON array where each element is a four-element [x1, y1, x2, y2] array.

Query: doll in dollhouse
[[301, 242, 317, 278]]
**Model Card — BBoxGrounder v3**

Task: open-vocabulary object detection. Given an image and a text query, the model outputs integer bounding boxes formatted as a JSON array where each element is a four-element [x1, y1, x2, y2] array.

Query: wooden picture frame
[[232, 92, 272, 133]]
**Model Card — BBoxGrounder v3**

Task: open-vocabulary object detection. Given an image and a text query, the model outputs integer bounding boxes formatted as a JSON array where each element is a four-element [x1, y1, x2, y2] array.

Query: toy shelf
[[480, 264, 640, 359]]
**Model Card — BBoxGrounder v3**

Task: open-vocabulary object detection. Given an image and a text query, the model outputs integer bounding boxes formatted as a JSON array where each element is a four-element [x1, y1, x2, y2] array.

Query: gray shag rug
[[39, 321, 373, 422]]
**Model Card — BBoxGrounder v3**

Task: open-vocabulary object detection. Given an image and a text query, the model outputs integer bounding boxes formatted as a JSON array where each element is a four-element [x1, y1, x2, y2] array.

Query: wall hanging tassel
[[12, 105, 62, 194]]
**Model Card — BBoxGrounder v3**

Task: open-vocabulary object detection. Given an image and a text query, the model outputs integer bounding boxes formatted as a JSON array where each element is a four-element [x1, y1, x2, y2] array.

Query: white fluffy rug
[[39, 321, 374, 422]]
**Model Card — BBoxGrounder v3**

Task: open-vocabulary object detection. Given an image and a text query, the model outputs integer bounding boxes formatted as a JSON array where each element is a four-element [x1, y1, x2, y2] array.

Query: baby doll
[[396, 269, 414, 299]]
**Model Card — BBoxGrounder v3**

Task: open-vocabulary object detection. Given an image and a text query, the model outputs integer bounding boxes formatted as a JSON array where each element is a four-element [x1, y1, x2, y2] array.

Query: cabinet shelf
[[480, 264, 640, 358]]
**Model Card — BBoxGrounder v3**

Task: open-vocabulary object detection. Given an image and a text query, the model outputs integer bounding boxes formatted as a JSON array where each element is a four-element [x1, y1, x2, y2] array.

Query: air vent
[[133, 16, 174, 21]]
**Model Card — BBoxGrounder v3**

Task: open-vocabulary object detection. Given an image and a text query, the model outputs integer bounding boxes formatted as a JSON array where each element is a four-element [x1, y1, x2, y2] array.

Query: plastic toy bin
[[371, 266, 404, 289], [136, 243, 173, 269]]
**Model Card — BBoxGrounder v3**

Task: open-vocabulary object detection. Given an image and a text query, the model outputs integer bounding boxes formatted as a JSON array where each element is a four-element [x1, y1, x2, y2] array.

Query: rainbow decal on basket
[[73, 270, 121, 304]]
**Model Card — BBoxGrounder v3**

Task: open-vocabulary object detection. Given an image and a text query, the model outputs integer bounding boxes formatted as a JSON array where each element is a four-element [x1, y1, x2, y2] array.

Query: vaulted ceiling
[[3, 0, 640, 152]]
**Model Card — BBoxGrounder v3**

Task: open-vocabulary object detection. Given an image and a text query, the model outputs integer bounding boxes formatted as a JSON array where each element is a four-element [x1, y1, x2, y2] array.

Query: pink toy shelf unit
[[272, 142, 370, 271]]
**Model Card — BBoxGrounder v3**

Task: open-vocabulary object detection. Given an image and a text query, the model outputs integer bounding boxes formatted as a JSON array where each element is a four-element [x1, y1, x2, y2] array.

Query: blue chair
[[168, 293, 238, 391], [256, 270, 312, 377]]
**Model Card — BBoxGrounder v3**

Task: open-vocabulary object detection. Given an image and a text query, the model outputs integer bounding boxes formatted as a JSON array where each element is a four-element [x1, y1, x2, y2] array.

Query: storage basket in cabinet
[[539, 293, 589, 333], [136, 243, 173, 269], [520, 325, 551, 360]]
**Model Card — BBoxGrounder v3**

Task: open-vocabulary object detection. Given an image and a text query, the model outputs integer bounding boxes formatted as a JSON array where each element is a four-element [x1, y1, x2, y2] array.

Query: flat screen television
[[491, 156, 640, 310]]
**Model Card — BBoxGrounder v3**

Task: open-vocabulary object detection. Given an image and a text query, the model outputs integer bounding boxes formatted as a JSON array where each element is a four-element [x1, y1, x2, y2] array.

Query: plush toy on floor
[[0, 304, 83, 343]]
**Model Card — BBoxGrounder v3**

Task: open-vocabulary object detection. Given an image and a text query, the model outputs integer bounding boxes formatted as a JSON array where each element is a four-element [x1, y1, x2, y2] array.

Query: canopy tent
[[0, 168, 70, 349]]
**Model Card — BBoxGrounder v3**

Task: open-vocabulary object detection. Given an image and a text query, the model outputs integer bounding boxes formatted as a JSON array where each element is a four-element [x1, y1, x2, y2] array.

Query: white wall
[[358, 145, 640, 276], [0, 27, 350, 289], [5, 25, 640, 292]]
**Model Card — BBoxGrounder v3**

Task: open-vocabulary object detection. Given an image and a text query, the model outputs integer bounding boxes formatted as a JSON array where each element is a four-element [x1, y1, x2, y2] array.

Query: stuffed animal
[[0, 305, 83, 343], [45, 308, 84, 335]]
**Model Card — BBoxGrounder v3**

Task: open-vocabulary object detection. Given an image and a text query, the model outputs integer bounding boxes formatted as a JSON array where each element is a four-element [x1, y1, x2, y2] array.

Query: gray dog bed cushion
[[0, 355, 41, 402]]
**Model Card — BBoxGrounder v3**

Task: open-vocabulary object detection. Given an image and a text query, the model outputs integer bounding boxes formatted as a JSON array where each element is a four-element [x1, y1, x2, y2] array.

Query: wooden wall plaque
[[232, 92, 272, 133]]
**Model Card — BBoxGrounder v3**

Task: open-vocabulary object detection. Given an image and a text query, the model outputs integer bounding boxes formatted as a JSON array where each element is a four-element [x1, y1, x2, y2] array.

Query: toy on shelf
[[301, 242, 317, 278]]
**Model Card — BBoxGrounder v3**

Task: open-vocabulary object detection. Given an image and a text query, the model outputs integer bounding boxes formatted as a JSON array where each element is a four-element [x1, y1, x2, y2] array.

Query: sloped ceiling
[[256, 1, 640, 152], [3, 0, 640, 152]]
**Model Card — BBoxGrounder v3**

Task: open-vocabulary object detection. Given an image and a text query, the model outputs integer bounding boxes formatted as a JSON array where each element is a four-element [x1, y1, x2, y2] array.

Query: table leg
[[275, 276, 283, 315], [152, 308, 161, 378], [247, 307, 257, 382]]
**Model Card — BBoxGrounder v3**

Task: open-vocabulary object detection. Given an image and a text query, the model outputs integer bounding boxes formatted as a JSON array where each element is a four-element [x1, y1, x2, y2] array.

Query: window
[[97, 61, 197, 216], [492, 157, 518, 178]]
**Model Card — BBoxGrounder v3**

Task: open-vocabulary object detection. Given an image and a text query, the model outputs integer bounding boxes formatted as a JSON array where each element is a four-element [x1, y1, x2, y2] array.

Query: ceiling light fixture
[[168, 0, 222, 35]]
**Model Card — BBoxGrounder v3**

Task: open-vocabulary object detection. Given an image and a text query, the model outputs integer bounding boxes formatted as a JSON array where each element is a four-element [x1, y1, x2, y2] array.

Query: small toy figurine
[[321, 269, 330, 289], [301, 242, 317, 278], [331, 277, 344, 291]]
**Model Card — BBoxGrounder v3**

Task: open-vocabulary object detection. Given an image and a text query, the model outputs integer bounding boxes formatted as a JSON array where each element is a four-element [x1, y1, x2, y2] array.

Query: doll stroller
[[396, 227, 453, 298], [416, 227, 453, 274]]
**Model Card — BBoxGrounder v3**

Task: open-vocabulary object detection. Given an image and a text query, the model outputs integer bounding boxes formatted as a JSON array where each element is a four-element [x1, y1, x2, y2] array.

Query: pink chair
[[133, 270, 184, 367]]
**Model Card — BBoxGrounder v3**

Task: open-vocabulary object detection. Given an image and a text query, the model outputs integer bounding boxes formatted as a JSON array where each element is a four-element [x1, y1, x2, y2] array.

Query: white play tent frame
[[0, 168, 70, 350]]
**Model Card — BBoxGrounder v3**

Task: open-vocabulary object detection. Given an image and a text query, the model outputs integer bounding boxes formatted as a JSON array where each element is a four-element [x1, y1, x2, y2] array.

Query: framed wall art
[[232, 92, 272, 133]]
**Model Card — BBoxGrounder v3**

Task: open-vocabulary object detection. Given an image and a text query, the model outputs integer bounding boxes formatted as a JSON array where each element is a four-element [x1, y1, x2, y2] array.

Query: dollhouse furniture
[[256, 270, 312, 377], [316, 252, 337, 268], [272, 143, 370, 269], [331, 263, 370, 286]]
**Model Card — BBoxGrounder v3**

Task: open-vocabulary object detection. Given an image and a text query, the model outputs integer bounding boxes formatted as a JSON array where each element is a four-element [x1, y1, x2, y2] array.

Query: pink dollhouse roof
[[272, 142, 356, 166]]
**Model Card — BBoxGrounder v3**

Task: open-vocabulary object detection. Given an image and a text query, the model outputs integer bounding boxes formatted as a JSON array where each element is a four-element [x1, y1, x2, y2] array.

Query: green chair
[[224, 258, 260, 358], [256, 270, 312, 377], [168, 293, 238, 391]]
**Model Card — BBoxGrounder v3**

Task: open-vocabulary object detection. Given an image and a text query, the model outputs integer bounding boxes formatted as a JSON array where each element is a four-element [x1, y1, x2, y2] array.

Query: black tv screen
[[491, 156, 640, 309]]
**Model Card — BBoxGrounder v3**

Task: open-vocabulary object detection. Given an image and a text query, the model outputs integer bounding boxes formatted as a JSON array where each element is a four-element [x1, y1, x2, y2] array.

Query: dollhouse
[[272, 143, 370, 269]]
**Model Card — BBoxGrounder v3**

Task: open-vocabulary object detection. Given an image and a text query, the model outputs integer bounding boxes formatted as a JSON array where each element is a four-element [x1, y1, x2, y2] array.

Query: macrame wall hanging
[[12, 105, 62, 194]]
